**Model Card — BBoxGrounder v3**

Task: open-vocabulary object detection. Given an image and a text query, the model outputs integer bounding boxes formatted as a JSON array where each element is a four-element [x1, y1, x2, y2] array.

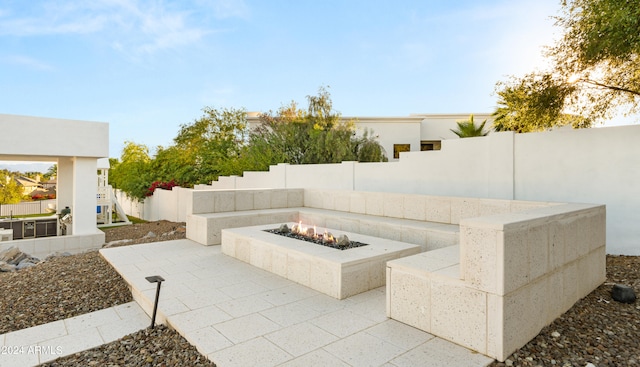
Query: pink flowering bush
[[145, 180, 178, 197]]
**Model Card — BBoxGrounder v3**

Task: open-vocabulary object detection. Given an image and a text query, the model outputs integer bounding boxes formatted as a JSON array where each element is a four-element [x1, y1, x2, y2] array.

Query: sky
[[0, 0, 631, 162]]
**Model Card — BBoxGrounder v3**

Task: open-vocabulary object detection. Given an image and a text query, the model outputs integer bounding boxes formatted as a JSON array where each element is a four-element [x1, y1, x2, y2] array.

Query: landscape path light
[[145, 275, 165, 329]]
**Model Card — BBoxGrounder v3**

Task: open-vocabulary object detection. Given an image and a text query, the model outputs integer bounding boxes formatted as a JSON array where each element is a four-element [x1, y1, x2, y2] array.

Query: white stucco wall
[[193, 126, 640, 254], [513, 125, 640, 255]]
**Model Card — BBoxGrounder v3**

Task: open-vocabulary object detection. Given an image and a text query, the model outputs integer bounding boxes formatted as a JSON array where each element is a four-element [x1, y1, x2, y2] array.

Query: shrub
[[145, 180, 178, 197]]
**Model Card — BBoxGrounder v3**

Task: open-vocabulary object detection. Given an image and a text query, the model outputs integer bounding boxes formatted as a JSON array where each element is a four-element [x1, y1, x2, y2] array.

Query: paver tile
[[257, 284, 318, 306], [219, 280, 269, 299], [365, 319, 434, 350], [169, 304, 232, 333], [265, 323, 338, 357], [389, 337, 493, 367], [209, 337, 292, 367], [4, 320, 67, 346], [259, 301, 322, 327], [214, 313, 281, 343], [323, 331, 406, 366], [64, 307, 120, 334], [178, 289, 232, 310], [98, 314, 150, 343], [278, 349, 350, 367], [216, 295, 275, 318], [184, 326, 233, 355], [311, 309, 378, 338]]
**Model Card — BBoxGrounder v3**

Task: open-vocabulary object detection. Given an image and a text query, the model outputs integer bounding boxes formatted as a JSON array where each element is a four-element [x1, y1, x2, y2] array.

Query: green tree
[[0, 172, 23, 204], [494, 0, 640, 130], [450, 114, 490, 138], [492, 74, 590, 132], [43, 164, 57, 180], [168, 106, 248, 185], [352, 129, 388, 162], [238, 87, 387, 171], [108, 141, 153, 201]]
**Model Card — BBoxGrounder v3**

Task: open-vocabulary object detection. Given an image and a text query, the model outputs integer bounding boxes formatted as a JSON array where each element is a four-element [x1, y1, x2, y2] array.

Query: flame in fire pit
[[268, 223, 367, 250], [277, 222, 351, 247]]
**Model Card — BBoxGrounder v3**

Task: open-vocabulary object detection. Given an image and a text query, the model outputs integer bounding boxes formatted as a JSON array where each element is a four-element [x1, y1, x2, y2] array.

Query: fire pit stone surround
[[221, 223, 420, 299]]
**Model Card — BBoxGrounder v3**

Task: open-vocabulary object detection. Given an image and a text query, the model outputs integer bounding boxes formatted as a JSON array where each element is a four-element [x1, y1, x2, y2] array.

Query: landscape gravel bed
[[0, 250, 133, 335], [39, 325, 215, 367]]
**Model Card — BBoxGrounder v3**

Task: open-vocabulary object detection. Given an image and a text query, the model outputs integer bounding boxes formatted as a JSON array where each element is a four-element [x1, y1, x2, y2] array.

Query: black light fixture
[[145, 275, 165, 329]]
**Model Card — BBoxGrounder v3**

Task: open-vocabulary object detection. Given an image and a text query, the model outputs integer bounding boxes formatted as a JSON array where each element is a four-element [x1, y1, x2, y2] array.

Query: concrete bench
[[386, 202, 606, 362], [187, 208, 300, 246], [186, 206, 458, 251], [186, 188, 557, 251], [297, 207, 458, 252]]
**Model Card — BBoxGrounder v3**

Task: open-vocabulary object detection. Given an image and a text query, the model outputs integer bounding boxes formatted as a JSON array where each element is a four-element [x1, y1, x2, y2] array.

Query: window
[[393, 144, 410, 159], [421, 140, 442, 151]]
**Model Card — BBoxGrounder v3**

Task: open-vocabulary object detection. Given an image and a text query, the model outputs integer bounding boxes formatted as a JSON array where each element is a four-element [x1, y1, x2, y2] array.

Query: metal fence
[[0, 199, 56, 217]]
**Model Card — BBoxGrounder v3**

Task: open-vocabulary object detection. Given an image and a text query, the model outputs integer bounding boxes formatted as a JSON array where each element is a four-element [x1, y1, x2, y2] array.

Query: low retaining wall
[[386, 203, 606, 361], [0, 232, 106, 260]]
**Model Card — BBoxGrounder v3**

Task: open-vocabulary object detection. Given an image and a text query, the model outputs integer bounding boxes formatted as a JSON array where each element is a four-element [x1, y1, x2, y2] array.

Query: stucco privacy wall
[[199, 126, 640, 254], [115, 187, 190, 223], [513, 125, 640, 255]]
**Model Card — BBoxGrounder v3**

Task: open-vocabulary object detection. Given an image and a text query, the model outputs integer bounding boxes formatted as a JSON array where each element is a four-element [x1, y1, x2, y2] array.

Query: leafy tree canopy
[[0, 171, 24, 204], [493, 0, 640, 131], [43, 164, 57, 180], [159, 106, 248, 185], [238, 87, 387, 171], [109, 87, 386, 199], [108, 141, 153, 201]]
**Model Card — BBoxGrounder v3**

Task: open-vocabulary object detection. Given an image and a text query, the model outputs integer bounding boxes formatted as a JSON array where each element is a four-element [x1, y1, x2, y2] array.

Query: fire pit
[[265, 222, 368, 250], [221, 223, 421, 299]]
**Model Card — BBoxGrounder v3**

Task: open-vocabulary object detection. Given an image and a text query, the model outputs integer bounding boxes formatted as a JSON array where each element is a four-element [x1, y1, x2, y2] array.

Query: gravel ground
[[103, 220, 187, 246], [39, 325, 214, 367], [0, 250, 132, 335], [1, 221, 637, 367]]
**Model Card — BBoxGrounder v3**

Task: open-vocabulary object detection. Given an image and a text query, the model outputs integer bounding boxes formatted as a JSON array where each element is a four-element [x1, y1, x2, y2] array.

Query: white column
[[72, 157, 98, 235], [57, 157, 74, 220]]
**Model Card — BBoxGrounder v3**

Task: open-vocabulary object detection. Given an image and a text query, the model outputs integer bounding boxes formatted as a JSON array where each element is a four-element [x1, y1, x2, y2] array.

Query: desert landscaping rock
[[0, 260, 16, 272], [0, 247, 41, 272], [611, 283, 637, 304], [0, 246, 28, 264]]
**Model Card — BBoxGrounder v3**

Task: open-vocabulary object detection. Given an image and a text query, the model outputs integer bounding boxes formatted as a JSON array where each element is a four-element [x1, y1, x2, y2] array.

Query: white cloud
[[194, 0, 250, 19], [1, 55, 54, 71], [0, 0, 244, 57]]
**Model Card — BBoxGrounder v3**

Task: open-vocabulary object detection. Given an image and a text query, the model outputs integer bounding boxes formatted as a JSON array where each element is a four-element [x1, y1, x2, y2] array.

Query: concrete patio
[[100, 239, 493, 367]]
